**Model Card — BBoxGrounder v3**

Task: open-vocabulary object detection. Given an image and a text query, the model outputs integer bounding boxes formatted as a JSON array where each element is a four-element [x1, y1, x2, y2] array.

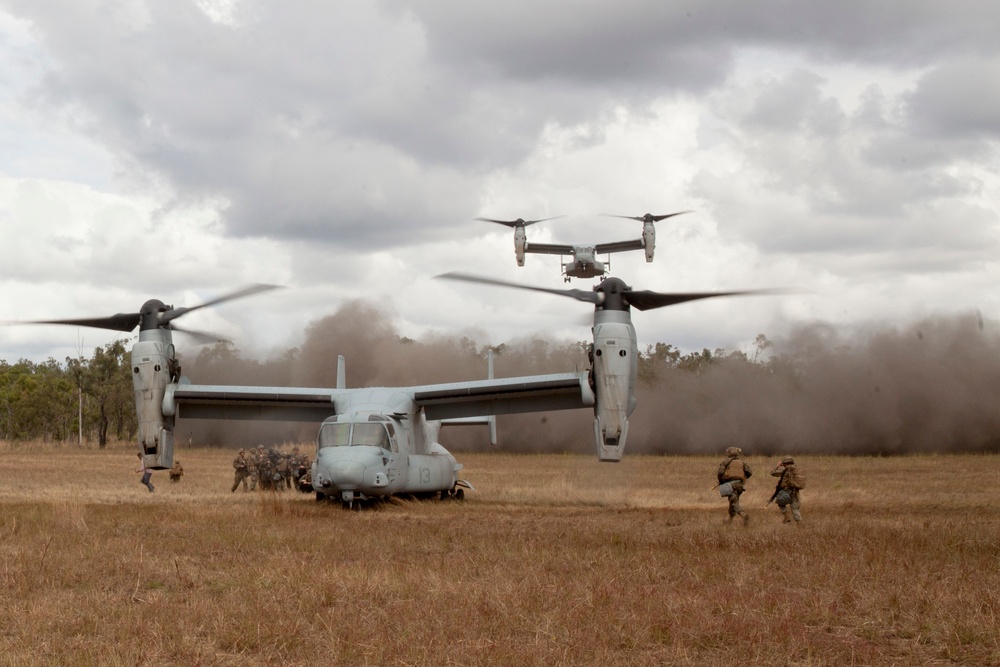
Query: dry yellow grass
[[1, 443, 999, 666]]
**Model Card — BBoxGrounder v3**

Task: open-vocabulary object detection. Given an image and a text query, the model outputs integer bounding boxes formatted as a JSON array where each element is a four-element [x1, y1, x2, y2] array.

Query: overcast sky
[[1, 1, 998, 373]]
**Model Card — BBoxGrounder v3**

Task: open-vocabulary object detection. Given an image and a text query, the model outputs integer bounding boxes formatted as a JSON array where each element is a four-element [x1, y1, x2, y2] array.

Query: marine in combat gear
[[169, 460, 184, 483], [231, 449, 250, 492], [717, 446, 752, 526], [769, 456, 805, 524]]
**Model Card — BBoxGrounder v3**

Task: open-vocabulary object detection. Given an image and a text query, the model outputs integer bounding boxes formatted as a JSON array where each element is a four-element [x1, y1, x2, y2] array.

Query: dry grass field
[[1, 443, 999, 666]]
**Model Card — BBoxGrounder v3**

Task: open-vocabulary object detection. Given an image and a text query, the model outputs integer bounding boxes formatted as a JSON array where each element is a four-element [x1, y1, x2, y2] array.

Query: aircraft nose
[[330, 460, 365, 487]]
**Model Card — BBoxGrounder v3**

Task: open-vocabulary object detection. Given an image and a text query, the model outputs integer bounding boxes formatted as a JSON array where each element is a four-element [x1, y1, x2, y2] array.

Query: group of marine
[[231, 445, 312, 493], [716, 446, 805, 526]]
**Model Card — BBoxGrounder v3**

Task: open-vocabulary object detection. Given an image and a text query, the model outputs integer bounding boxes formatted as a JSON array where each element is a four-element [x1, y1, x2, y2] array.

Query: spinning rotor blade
[[159, 283, 282, 325], [168, 324, 230, 346], [475, 215, 564, 228], [438, 273, 806, 314], [602, 211, 692, 223], [14, 283, 282, 333], [436, 272, 603, 306], [26, 312, 141, 333], [625, 287, 801, 312]]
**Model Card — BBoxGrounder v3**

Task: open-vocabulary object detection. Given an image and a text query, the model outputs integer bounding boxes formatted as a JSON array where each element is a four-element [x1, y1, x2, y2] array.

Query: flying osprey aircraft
[[477, 212, 690, 282]]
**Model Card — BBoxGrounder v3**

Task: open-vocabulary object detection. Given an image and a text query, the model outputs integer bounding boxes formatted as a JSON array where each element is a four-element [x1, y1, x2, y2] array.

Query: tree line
[[0, 340, 136, 446]]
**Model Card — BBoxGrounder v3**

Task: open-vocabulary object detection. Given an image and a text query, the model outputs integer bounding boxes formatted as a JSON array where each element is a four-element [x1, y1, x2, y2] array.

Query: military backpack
[[786, 467, 805, 490], [723, 458, 746, 481]]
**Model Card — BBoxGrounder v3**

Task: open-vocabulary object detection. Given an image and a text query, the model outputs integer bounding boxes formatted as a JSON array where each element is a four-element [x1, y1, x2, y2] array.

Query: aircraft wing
[[163, 372, 595, 422], [524, 242, 575, 256], [594, 239, 644, 254], [413, 372, 594, 420], [164, 382, 339, 422]]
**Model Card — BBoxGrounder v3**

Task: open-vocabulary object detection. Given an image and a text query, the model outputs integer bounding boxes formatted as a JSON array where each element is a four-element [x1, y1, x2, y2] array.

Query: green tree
[[638, 342, 681, 383], [81, 341, 135, 447], [0, 358, 76, 441]]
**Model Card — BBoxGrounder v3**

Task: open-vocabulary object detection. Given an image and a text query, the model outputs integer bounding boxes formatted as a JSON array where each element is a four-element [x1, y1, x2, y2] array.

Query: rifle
[[766, 468, 787, 506]]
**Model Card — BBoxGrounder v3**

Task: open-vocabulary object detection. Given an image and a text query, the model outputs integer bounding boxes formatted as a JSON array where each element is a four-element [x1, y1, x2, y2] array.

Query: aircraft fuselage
[[311, 392, 465, 506]]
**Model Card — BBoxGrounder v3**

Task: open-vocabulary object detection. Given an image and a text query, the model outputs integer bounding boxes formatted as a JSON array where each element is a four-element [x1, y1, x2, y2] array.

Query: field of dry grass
[[1, 442, 999, 666]]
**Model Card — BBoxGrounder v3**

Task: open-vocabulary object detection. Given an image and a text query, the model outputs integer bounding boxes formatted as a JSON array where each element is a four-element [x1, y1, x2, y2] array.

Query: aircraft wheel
[[455, 488, 465, 501], [315, 492, 324, 502]]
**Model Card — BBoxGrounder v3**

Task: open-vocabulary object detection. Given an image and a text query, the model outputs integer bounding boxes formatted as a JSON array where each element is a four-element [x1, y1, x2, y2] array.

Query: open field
[[1, 445, 999, 666]]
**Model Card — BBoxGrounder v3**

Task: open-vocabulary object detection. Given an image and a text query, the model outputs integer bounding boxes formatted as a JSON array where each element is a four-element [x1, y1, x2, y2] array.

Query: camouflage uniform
[[231, 450, 250, 492], [258, 448, 281, 491], [717, 446, 752, 526], [169, 461, 184, 483], [770, 456, 803, 523], [296, 469, 313, 493], [248, 445, 265, 490], [289, 447, 305, 487], [276, 451, 292, 490]]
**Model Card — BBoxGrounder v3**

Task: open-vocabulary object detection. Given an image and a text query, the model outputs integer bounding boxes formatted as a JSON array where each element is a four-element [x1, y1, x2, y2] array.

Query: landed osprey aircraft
[[478, 212, 690, 282], [18, 285, 593, 508], [19, 280, 788, 507]]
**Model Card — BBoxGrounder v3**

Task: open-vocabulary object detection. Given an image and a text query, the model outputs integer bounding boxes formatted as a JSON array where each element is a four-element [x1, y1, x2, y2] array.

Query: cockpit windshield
[[351, 423, 391, 449], [318, 422, 394, 451], [318, 423, 351, 448]]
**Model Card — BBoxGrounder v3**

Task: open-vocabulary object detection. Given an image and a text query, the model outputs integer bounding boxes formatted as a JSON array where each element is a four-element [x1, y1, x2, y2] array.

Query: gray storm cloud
[[11, 0, 998, 251]]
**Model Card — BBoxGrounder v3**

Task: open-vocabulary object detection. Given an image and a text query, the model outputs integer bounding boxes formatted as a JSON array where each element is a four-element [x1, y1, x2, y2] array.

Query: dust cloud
[[179, 301, 1000, 455], [630, 312, 1000, 455]]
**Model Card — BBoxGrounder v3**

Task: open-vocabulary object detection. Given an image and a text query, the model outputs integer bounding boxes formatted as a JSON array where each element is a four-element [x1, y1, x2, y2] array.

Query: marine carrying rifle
[[766, 468, 787, 506]]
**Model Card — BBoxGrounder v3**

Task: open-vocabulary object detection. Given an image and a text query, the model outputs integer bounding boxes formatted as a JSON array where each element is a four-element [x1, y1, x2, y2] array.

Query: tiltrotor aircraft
[[22, 279, 787, 507], [477, 212, 690, 282]]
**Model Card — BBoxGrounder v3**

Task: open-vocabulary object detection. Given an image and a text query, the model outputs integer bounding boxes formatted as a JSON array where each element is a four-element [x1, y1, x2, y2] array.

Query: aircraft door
[[382, 419, 403, 488]]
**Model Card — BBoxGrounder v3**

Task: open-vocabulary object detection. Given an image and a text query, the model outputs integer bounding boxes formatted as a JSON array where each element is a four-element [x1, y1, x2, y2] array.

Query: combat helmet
[[725, 446, 742, 457], [781, 455, 795, 465]]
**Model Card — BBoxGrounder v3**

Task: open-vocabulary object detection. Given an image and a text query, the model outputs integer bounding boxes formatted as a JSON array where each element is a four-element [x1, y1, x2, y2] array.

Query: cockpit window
[[317, 421, 395, 451], [318, 423, 351, 449], [351, 423, 391, 450]]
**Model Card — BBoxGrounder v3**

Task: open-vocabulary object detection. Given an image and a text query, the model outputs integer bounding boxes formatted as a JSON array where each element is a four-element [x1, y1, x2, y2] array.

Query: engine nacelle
[[590, 313, 638, 462], [131, 332, 176, 470], [514, 225, 527, 266], [643, 221, 656, 262]]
